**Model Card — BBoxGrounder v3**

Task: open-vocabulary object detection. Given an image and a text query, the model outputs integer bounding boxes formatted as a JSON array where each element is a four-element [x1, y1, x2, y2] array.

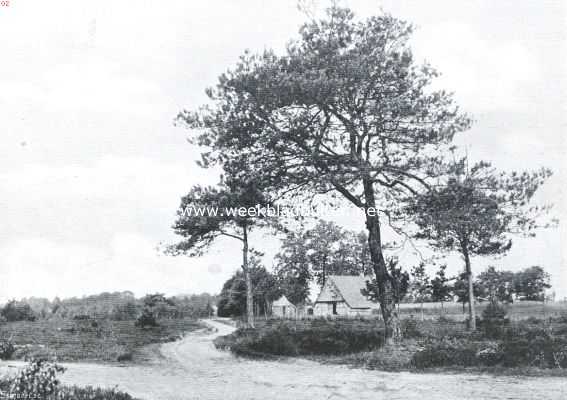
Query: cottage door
[[332, 302, 337, 315]]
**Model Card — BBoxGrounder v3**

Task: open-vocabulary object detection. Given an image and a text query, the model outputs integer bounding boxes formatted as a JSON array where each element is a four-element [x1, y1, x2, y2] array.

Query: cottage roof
[[319, 275, 376, 309], [272, 295, 296, 308]]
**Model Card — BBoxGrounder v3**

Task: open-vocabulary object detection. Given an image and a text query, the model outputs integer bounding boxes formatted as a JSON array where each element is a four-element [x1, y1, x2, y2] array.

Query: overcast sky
[[0, 0, 565, 302]]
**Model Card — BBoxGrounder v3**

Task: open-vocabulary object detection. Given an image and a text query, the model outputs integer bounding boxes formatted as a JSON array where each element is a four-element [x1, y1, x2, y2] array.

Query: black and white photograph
[[0, 1, 565, 399]]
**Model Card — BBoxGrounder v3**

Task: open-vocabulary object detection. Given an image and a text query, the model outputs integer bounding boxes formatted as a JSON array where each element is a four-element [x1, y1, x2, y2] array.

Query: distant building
[[313, 275, 379, 317], [272, 295, 297, 318]]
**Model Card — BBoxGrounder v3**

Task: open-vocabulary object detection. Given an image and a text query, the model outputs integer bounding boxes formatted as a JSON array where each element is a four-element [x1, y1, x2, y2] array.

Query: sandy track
[[1, 319, 566, 400]]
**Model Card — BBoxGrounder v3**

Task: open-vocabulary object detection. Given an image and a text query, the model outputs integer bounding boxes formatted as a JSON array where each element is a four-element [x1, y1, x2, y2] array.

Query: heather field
[[0, 317, 203, 362], [397, 300, 567, 321], [2, 320, 566, 400]]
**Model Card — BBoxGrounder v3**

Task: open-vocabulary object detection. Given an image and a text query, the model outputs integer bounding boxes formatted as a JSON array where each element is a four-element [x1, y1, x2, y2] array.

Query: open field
[[2, 320, 566, 400], [217, 313, 567, 376], [397, 301, 567, 321], [0, 317, 203, 362]]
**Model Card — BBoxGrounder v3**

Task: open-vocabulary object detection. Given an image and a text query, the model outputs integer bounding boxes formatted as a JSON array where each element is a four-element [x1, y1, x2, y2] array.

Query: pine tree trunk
[[242, 224, 255, 328], [463, 247, 476, 331], [363, 178, 400, 343]]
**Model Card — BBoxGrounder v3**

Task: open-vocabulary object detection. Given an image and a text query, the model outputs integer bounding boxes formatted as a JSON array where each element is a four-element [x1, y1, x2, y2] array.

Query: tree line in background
[[170, 5, 554, 338], [215, 219, 553, 319], [409, 265, 552, 313], [0, 292, 216, 324]]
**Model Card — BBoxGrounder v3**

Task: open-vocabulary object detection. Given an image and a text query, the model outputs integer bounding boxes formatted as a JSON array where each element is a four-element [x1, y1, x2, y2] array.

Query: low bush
[[0, 359, 136, 400], [553, 313, 567, 324], [8, 359, 66, 397], [12, 344, 55, 361], [56, 386, 136, 400], [0, 338, 15, 360], [411, 338, 478, 369], [0, 300, 36, 322], [400, 317, 421, 338], [418, 317, 469, 340], [499, 326, 567, 369], [116, 351, 134, 362], [480, 302, 510, 338], [135, 309, 158, 328], [482, 302, 508, 320], [0, 318, 201, 362], [215, 319, 385, 357], [524, 316, 544, 325], [411, 322, 567, 370], [475, 342, 504, 366]]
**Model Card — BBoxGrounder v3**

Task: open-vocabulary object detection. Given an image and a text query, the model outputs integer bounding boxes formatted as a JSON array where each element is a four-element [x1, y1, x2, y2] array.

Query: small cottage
[[272, 295, 297, 318], [314, 275, 379, 317]]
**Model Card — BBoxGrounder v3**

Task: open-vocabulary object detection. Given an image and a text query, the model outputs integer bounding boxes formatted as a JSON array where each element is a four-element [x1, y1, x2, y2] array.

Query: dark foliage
[[412, 321, 567, 370], [180, 4, 471, 338], [364, 257, 410, 306], [513, 266, 551, 301], [480, 302, 510, 338], [498, 326, 567, 369], [0, 338, 15, 360], [116, 351, 133, 362], [135, 309, 158, 328], [215, 319, 385, 357], [412, 338, 478, 368], [0, 359, 136, 400], [217, 263, 281, 318], [2, 292, 216, 322], [1, 300, 36, 322], [0, 318, 201, 362], [56, 386, 136, 400], [430, 265, 452, 303], [400, 317, 422, 339]]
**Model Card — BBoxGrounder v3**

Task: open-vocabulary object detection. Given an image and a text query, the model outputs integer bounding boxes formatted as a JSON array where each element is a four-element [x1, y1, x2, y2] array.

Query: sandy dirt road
[[1, 319, 566, 400]]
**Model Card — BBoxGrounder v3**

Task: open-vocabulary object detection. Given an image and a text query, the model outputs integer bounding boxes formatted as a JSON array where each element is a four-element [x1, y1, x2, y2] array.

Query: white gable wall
[[316, 280, 342, 302], [314, 278, 376, 317], [313, 302, 374, 317], [273, 303, 297, 318]]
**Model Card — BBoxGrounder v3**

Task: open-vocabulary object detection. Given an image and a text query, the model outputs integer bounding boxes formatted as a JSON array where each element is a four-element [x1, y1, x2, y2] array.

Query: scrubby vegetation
[[1, 300, 37, 322], [1, 292, 216, 322], [214, 318, 384, 357], [0, 359, 137, 400], [0, 291, 210, 363], [215, 310, 567, 375], [0, 317, 202, 362], [410, 319, 567, 370], [0, 338, 15, 360], [371, 314, 567, 373]]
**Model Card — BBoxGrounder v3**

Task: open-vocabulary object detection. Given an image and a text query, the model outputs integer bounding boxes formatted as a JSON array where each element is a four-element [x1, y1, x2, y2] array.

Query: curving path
[[1, 319, 566, 400]]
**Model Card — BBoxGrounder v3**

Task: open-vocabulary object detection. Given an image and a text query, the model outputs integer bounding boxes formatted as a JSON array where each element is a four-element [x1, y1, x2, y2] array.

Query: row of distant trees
[[217, 261, 281, 318], [408, 264, 551, 307], [215, 219, 552, 318], [0, 292, 216, 323], [168, 5, 554, 338]]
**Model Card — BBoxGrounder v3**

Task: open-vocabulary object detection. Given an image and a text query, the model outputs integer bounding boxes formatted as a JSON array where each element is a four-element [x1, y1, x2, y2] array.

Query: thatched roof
[[272, 295, 296, 308], [317, 275, 376, 309]]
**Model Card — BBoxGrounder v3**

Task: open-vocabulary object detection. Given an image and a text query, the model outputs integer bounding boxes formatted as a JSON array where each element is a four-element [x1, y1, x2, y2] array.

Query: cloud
[[207, 263, 223, 275], [0, 156, 219, 247], [0, 232, 243, 303], [0, 0, 564, 301], [412, 22, 541, 111]]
